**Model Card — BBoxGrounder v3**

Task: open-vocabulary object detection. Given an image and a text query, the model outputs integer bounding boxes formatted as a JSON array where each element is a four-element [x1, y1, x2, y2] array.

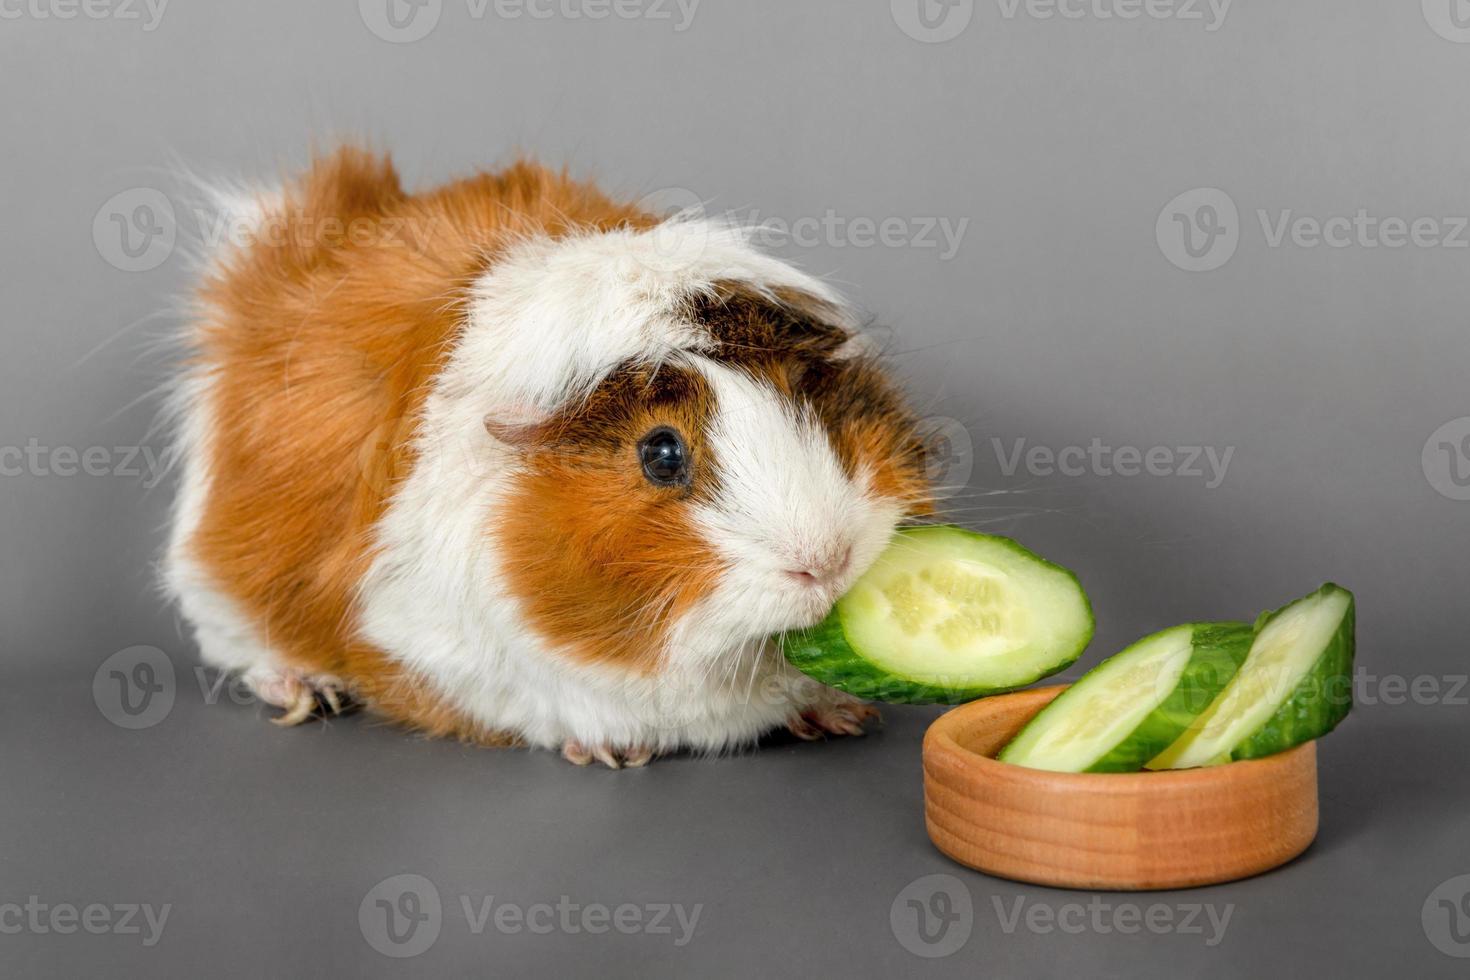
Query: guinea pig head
[[488, 281, 933, 673]]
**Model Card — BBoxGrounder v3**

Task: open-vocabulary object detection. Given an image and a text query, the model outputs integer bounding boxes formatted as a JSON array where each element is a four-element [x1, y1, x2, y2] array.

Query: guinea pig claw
[[317, 685, 344, 717], [271, 685, 317, 728], [786, 717, 825, 741], [561, 741, 595, 766], [260, 671, 353, 728], [560, 741, 654, 769]]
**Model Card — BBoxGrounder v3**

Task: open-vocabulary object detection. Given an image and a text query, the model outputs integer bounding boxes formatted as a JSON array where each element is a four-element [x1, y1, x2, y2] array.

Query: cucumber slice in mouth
[[779, 525, 1094, 704], [1147, 584, 1355, 769], [998, 621, 1253, 773]]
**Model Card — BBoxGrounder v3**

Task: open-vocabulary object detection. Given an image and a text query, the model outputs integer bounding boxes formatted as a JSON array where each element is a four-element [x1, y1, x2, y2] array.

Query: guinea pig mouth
[[778, 581, 844, 628]]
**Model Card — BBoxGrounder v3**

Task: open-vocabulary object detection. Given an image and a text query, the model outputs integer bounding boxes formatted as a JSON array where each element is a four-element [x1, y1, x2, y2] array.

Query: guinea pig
[[162, 146, 933, 767]]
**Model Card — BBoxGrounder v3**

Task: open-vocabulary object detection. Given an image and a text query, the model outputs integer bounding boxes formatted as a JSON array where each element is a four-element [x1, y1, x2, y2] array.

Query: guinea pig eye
[[637, 427, 689, 487]]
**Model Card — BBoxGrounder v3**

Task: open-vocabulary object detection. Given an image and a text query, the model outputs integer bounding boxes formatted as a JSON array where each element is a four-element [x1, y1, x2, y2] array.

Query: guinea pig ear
[[482, 404, 553, 451]]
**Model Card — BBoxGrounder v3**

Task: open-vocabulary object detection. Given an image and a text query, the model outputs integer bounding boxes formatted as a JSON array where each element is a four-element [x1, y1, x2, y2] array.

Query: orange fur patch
[[494, 363, 721, 674]]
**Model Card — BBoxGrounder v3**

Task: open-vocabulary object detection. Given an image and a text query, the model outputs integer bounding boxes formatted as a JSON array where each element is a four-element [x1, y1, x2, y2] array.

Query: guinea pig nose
[[784, 544, 853, 586]]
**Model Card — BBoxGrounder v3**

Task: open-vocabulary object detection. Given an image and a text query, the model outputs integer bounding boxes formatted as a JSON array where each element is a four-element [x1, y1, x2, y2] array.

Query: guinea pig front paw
[[243, 666, 356, 727], [560, 741, 655, 770], [787, 697, 881, 740]]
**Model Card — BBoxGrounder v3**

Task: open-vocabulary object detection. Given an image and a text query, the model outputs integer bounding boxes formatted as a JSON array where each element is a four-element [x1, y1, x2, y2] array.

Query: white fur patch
[[458, 218, 853, 421]]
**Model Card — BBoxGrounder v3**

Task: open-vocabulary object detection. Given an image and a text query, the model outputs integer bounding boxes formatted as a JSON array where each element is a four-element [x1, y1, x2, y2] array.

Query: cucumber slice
[[1147, 584, 1355, 769], [779, 525, 1094, 704], [998, 622, 1253, 773]]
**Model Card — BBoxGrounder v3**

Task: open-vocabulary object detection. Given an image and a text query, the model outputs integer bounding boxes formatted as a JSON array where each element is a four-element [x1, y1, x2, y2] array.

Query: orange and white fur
[[163, 148, 931, 767]]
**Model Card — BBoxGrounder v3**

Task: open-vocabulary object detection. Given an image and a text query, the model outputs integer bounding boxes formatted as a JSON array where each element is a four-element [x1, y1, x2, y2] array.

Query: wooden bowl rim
[[924, 684, 1316, 792]]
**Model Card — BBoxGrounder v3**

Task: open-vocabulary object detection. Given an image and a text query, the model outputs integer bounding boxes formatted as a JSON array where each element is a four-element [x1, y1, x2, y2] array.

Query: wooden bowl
[[923, 685, 1318, 890]]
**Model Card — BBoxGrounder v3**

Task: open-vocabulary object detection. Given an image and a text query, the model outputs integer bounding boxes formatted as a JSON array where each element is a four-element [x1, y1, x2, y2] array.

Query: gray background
[[3, 0, 1469, 976]]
